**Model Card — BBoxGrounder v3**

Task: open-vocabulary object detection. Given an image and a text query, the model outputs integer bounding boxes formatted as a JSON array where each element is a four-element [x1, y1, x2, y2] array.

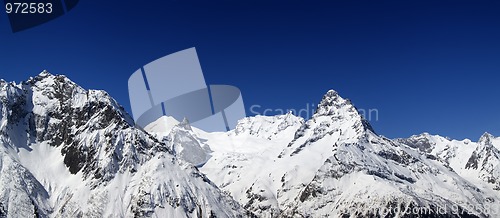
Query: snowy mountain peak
[[178, 117, 193, 131], [479, 132, 494, 145], [275, 88, 380, 170], [144, 116, 180, 135], [312, 90, 374, 133], [325, 89, 339, 97], [314, 89, 345, 116], [37, 70, 52, 77], [417, 132, 431, 137], [29, 70, 69, 84]]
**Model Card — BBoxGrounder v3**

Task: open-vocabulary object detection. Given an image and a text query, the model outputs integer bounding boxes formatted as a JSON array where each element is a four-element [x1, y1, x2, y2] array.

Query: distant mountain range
[[0, 72, 498, 217]]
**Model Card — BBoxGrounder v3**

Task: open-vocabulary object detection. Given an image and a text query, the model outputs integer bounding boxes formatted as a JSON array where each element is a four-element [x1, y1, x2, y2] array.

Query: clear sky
[[0, 0, 499, 140]]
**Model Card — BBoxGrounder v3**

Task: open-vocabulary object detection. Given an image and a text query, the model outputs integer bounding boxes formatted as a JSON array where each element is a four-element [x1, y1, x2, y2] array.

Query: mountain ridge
[[1, 72, 499, 217], [146, 89, 499, 217]]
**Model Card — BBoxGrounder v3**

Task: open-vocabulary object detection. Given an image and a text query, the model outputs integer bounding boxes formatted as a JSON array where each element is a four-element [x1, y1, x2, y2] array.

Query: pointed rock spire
[[178, 117, 193, 131]]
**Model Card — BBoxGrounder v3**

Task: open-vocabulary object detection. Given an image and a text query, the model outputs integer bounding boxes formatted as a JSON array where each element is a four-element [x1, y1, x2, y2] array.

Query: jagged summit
[[312, 89, 375, 135], [178, 117, 193, 131], [28, 70, 66, 83], [38, 70, 52, 77], [480, 132, 494, 144], [324, 89, 339, 98], [314, 89, 346, 116], [144, 116, 180, 137]]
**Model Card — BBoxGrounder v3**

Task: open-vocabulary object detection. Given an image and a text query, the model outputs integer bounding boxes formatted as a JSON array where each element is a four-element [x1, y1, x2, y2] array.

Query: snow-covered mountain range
[[1, 72, 499, 217], [147, 92, 500, 217], [0, 72, 245, 217]]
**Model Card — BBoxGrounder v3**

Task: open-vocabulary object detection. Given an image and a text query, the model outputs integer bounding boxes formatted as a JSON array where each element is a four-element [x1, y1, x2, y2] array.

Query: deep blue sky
[[1, 0, 499, 140]]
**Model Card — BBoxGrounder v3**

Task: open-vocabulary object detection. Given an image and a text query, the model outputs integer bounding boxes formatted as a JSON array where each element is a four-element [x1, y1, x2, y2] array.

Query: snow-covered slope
[[148, 90, 499, 217], [0, 72, 245, 217], [144, 116, 180, 138], [145, 118, 212, 167], [398, 132, 500, 194]]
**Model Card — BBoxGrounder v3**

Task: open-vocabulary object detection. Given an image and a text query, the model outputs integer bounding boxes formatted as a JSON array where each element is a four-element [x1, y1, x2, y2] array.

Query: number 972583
[[5, 2, 53, 14]]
